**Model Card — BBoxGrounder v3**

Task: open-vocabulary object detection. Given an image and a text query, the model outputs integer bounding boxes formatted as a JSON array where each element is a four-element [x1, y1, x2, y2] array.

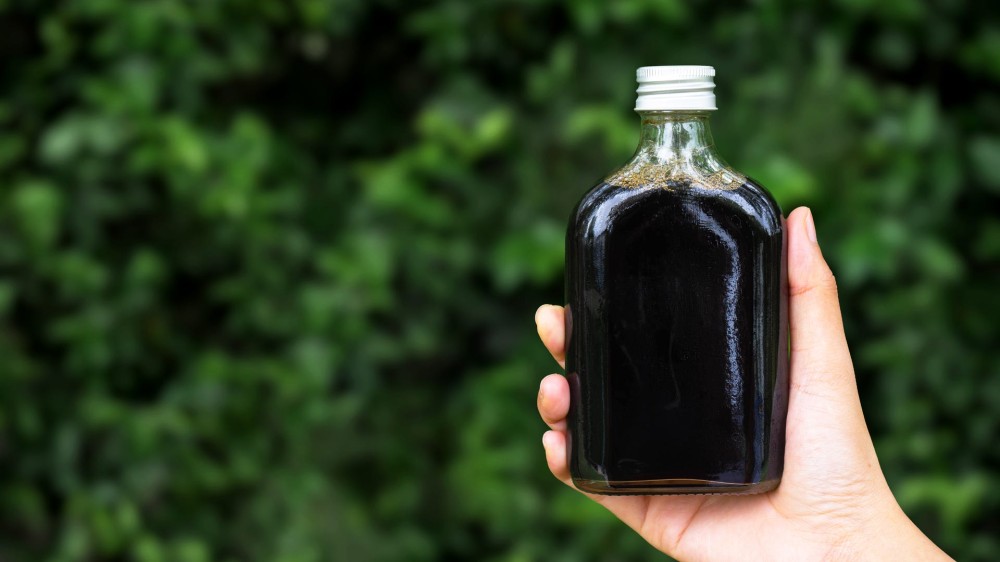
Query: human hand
[[534, 207, 952, 561]]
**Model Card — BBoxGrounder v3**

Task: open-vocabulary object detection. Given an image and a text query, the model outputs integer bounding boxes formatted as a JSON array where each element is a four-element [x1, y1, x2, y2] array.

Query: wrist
[[836, 502, 952, 561]]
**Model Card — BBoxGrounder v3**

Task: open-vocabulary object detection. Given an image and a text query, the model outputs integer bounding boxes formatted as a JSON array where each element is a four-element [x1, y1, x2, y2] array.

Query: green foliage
[[0, 1, 997, 560]]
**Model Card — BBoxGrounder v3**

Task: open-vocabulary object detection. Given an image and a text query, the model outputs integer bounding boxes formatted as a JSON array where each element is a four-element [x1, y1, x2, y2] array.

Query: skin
[[534, 207, 952, 562]]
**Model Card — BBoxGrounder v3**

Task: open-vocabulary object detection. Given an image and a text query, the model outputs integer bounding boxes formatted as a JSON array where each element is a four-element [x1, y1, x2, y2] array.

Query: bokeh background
[[1, 1, 999, 560]]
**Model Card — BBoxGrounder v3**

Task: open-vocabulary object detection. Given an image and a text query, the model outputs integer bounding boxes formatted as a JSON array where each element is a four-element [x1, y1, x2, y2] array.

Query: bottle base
[[573, 477, 780, 496]]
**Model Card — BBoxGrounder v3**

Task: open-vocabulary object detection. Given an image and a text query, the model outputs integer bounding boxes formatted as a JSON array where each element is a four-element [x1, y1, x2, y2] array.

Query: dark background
[[1, 1, 998, 560]]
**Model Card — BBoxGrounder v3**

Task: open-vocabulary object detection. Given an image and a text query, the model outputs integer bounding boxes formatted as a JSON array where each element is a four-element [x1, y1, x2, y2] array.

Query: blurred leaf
[[968, 136, 1000, 192], [11, 180, 63, 249], [745, 154, 818, 206], [491, 220, 564, 291]]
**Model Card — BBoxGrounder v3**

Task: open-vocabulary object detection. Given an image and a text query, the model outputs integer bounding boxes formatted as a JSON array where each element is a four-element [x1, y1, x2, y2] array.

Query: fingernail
[[538, 380, 547, 403], [805, 208, 818, 244], [535, 304, 552, 327], [544, 304, 559, 322]]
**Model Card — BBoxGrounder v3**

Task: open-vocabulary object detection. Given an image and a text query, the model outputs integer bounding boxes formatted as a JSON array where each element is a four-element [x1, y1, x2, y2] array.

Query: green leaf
[[968, 136, 1000, 191]]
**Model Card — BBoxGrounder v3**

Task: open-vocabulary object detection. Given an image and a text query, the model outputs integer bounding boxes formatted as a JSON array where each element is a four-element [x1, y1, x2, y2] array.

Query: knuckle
[[790, 270, 839, 298], [820, 271, 839, 293]]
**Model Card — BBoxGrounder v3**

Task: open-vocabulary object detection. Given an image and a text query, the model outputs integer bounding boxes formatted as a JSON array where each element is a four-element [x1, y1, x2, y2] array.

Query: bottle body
[[564, 110, 788, 495]]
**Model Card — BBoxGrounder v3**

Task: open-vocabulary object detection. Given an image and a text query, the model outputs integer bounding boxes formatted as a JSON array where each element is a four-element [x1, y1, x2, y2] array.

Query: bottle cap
[[635, 66, 717, 111]]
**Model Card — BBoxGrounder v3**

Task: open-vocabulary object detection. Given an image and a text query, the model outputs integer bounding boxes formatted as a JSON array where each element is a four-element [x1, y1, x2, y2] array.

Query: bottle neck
[[606, 110, 741, 189], [635, 111, 719, 165]]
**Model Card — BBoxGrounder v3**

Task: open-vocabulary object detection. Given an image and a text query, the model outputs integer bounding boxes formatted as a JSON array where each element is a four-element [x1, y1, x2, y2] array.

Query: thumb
[[780, 209, 902, 541], [786, 207, 858, 403]]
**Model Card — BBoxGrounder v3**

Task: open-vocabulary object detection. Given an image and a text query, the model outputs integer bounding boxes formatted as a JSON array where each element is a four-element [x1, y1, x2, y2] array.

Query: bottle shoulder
[[569, 173, 783, 238], [731, 174, 784, 233]]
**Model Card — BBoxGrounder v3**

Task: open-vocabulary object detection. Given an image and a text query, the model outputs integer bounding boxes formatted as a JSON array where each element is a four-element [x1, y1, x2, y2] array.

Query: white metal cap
[[635, 65, 717, 111]]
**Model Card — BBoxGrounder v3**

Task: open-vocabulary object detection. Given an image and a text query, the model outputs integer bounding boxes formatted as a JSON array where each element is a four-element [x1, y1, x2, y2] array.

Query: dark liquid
[[565, 179, 788, 494]]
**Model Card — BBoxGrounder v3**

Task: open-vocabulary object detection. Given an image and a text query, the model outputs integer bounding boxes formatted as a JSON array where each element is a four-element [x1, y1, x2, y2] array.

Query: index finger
[[534, 304, 566, 368]]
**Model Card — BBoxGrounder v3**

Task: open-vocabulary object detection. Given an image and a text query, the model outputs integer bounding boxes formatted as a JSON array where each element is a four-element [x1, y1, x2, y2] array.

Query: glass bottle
[[565, 66, 788, 495]]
